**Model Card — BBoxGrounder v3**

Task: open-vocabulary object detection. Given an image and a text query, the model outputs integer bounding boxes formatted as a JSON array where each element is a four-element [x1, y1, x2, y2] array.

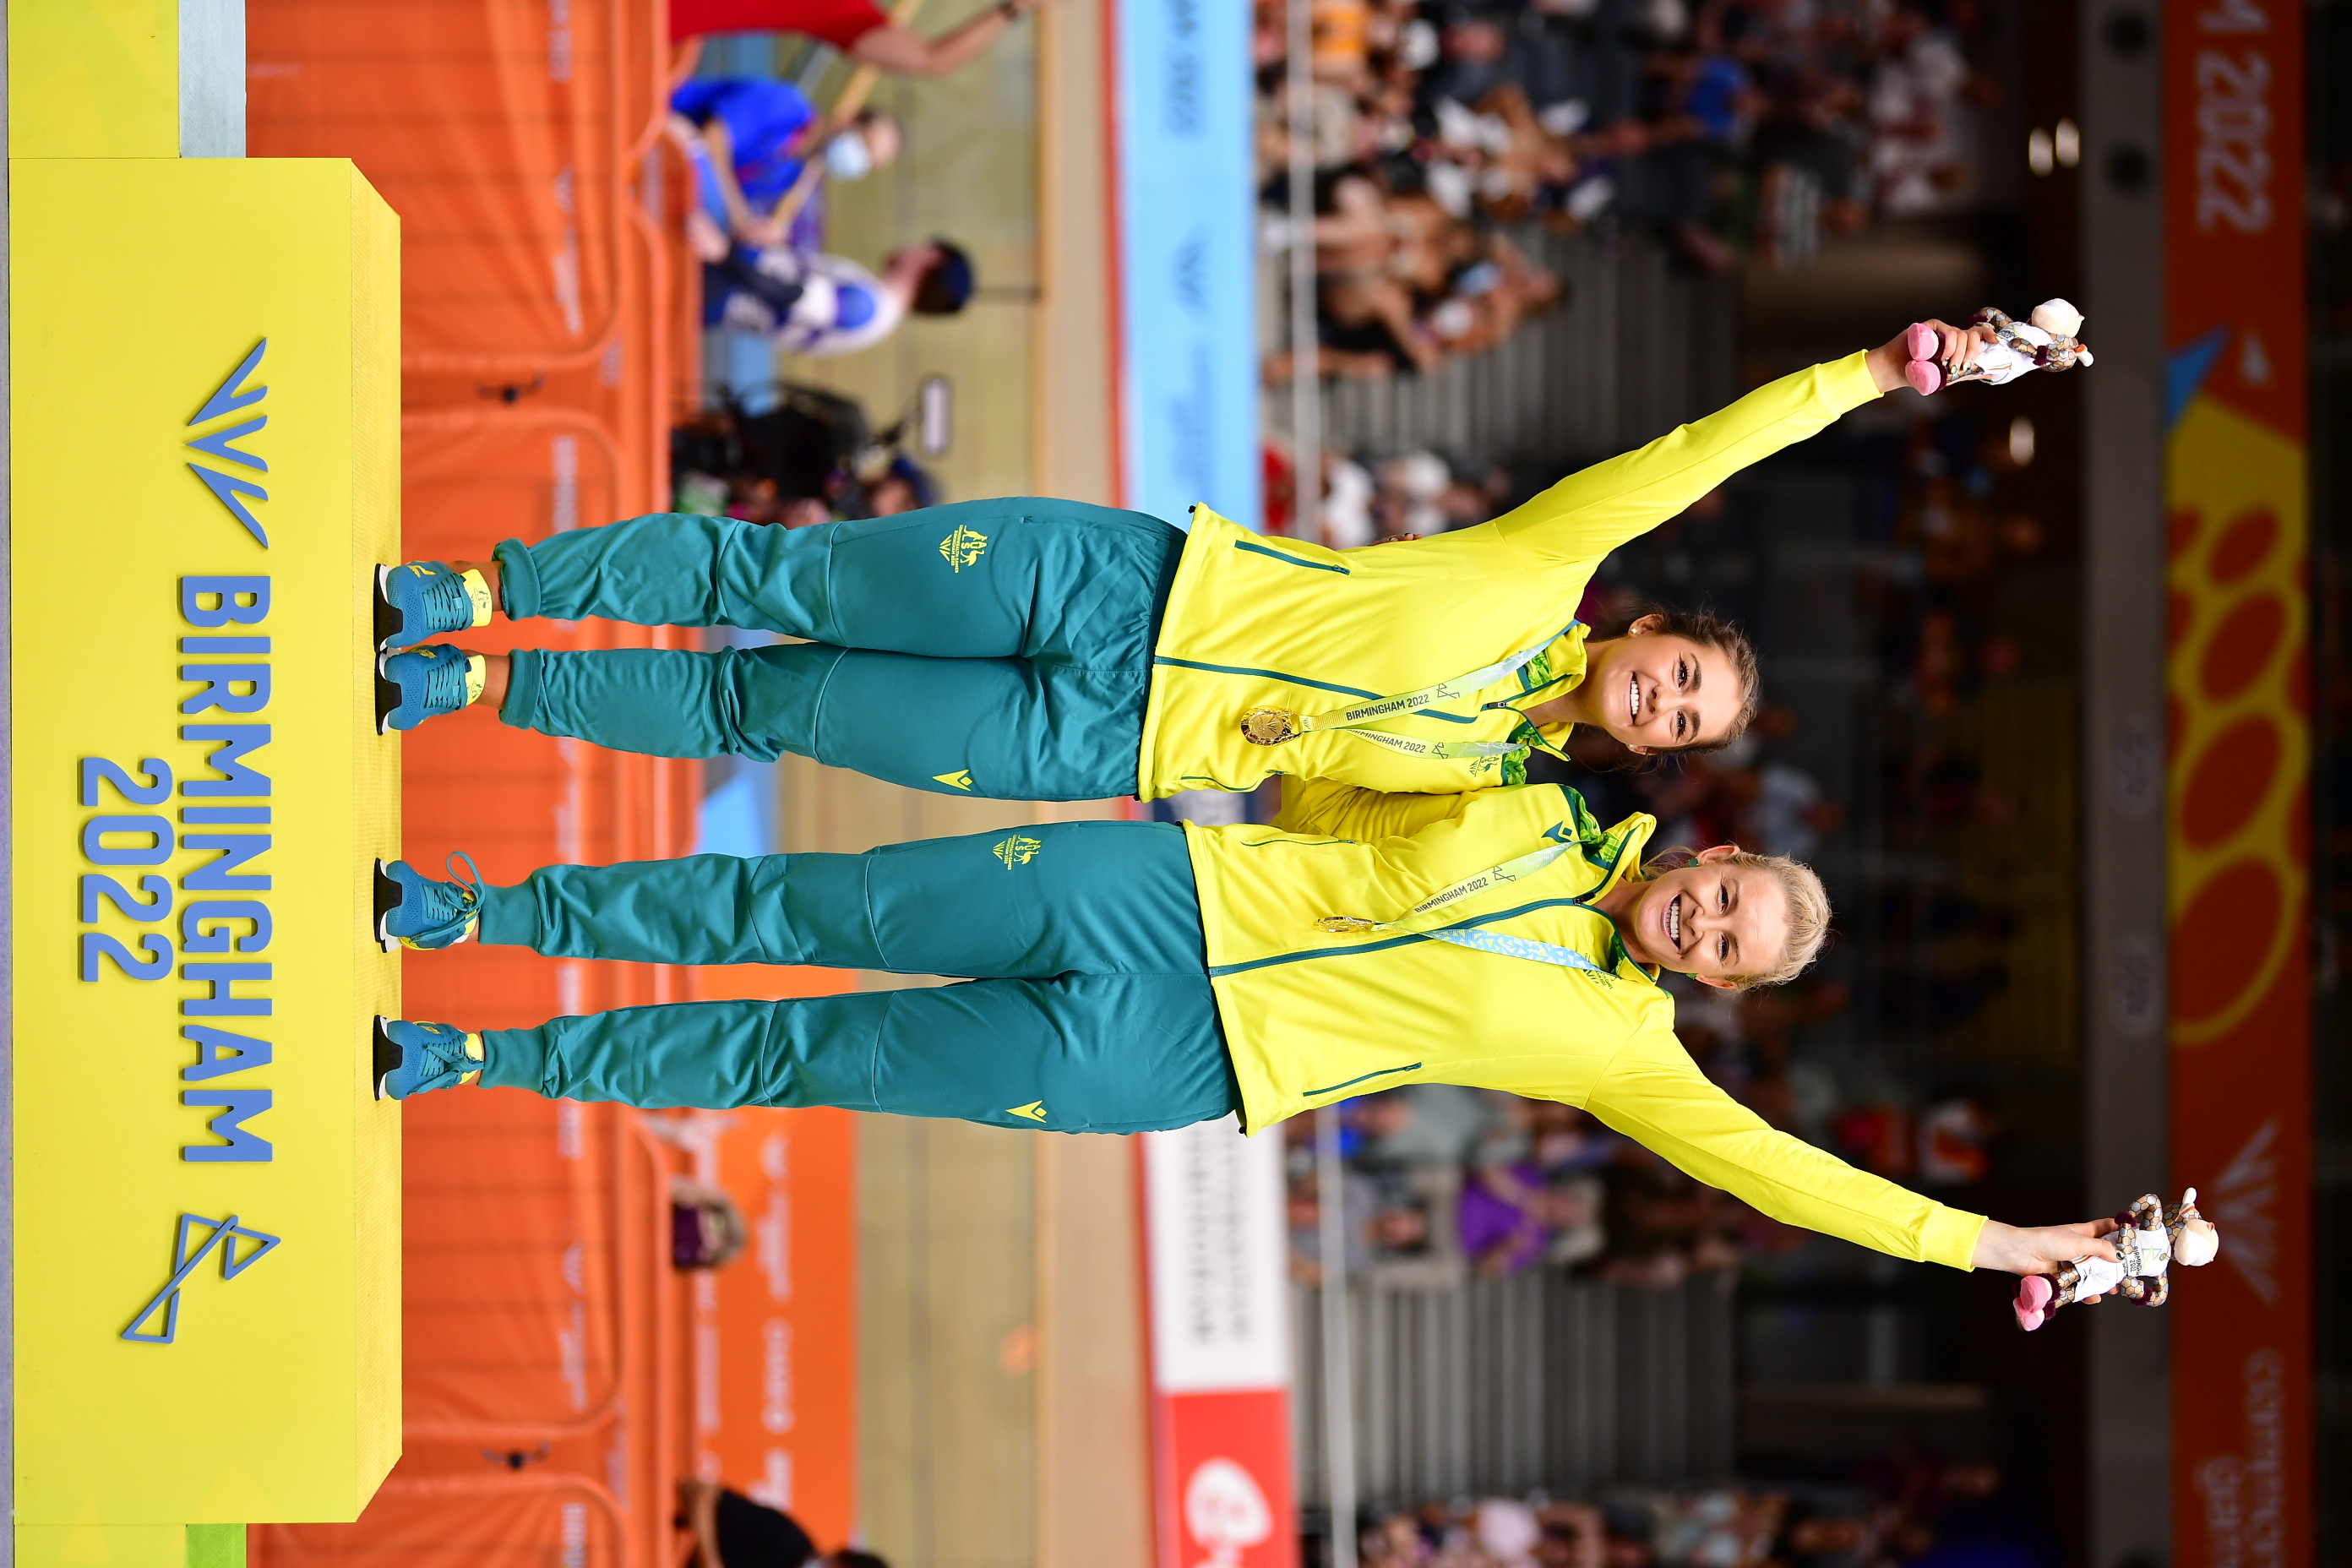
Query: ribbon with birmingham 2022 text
[[1239, 624, 1580, 760]]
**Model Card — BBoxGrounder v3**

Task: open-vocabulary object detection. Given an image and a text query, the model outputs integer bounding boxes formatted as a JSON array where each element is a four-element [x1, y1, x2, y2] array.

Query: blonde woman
[[370, 772, 2114, 1288]]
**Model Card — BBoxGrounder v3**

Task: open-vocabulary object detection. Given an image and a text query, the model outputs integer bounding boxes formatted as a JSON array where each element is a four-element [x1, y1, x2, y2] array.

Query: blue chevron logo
[[187, 339, 271, 547], [122, 1211, 281, 1345]]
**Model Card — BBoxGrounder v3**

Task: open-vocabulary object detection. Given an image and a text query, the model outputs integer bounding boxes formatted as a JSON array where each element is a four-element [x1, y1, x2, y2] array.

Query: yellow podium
[[10, 4, 403, 1558]]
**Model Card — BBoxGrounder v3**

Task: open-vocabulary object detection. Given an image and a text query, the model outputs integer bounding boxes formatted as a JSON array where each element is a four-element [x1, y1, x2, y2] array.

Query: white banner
[[1141, 1118, 1293, 1394]]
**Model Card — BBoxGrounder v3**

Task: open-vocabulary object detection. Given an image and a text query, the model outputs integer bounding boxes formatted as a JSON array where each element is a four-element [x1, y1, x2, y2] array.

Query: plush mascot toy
[[2013, 1189, 2221, 1331], [1904, 299, 2095, 395]]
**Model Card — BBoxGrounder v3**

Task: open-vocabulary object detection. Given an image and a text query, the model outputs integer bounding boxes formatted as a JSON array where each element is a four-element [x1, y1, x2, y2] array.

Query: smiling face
[[1614, 847, 1791, 988], [1582, 616, 1750, 753]]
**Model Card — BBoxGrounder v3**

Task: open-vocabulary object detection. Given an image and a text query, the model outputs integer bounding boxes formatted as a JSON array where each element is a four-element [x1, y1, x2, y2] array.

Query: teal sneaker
[[375, 644, 484, 734], [376, 559, 494, 651], [373, 1016, 487, 1101], [373, 852, 486, 952]]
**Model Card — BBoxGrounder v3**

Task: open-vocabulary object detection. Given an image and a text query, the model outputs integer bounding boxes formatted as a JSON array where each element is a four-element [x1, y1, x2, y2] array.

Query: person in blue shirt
[[669, 77, 902, 246], [697, 235, 972, 357]]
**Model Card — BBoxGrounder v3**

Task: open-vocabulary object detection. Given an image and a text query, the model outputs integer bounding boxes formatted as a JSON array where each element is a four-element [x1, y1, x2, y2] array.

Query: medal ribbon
[[1250, 624, 1580, 760], [1424, 928, 1614, 975], [1315, 797, 1630, 976], [1315, 846, 1620, 975], [1315, 841, 1577, 935]]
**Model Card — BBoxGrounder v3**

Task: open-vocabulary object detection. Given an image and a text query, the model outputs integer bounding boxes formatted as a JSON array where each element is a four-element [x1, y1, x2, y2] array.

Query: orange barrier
[[244, 6, 798, 1565], [248, 8, 874, 1559], [252, 0, 657, 374], [257, 1472, 636, 1568]]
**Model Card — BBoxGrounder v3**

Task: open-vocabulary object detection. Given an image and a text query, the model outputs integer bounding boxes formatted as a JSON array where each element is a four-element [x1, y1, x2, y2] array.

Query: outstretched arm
[[1589, 1034, 2121, 1274], [851, 0, 1037, 77], [1489, 318, 1992, 567], [693, 119, 768, 241], [678, 1478, 727, 1568]]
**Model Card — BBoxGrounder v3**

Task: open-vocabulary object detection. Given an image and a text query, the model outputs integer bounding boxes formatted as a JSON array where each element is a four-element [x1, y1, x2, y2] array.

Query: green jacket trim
[[1152, 656, 1380, 700], [1233, 537, 1352, 574]]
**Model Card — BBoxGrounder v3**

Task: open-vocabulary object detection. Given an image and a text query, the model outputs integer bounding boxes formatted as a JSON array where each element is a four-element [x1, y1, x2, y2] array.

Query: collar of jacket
[[1506, 623, 1592, 762], [1563, 791, 1663, 984]]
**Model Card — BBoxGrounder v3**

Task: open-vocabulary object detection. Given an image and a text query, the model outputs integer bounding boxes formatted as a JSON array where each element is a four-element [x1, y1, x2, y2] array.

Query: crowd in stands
[[1257, 0, 1996, 380], [1264, 436, 1518, 542], [1338, 1451, 2010, 1568], [1284, 1003, 1989, 1290]]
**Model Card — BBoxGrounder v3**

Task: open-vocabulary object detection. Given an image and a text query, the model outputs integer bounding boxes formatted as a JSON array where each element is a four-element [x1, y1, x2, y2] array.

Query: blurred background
[[238, 1, 2340, 1566]]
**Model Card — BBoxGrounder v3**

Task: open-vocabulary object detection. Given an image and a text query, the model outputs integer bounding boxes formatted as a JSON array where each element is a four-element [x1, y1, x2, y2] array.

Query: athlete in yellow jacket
[[373, 321, 2003, 799], [370, 769, 2113, 1283]]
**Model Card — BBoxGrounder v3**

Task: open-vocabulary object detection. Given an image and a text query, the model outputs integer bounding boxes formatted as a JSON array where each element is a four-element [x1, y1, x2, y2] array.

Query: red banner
[[2164, 3, 2311, 1563]]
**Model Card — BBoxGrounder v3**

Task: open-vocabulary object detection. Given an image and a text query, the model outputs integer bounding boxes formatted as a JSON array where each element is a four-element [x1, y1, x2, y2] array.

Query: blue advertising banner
[[1112, 0, 1261, 528]]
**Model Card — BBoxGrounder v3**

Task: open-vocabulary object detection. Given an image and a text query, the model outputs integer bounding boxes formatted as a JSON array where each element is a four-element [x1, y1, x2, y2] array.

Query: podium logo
[[186, 339, 272, 547], [122, 1211, 281, 1345]]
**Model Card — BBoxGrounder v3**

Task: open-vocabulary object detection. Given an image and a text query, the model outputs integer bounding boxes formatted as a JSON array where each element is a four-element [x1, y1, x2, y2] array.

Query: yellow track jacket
[[1137, 351, 1884, 798], [1179, 776, 1986, 1270]]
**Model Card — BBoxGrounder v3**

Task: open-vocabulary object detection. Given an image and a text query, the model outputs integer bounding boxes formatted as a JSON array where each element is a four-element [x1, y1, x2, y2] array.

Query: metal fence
[[1289, 1270, 1737, 1511]]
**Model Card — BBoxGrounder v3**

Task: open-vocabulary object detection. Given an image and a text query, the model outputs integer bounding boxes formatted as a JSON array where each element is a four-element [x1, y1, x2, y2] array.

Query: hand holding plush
[[1904, 299, 2095, 395], [2013, 1189, 2219, 1331]]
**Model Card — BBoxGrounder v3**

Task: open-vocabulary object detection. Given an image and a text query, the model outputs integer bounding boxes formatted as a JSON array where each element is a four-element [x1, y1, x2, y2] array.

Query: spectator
[[670, 76, 902, 245], [676, 1477, 889, 1568], [694, 220, 975, 357], [672, 1175, 750, 1269], [1288, 1165, 1433, 1282], [1458, 1162, 1605, 1275], [672, 389, 942, 523]]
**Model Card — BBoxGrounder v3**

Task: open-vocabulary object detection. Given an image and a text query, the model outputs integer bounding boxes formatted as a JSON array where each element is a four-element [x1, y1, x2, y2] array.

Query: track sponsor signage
[[1140, 1120, 1298, 1568], [2161, 1, 2311, 1560], [674, 1106, 861, 1551], [1109, 0, 1262, 528]]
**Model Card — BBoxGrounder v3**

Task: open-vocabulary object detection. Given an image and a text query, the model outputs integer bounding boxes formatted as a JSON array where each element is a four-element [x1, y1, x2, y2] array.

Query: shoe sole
[[373, 564, 400, 652], [373, 651, 401, 737], [370, 1015, 401, 1102], [372, 858, 400, 952]]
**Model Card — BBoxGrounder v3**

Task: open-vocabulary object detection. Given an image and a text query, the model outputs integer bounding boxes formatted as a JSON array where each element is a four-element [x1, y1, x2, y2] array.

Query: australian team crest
[[994, 834, 1042, 868], [939, 525, 989, 572]]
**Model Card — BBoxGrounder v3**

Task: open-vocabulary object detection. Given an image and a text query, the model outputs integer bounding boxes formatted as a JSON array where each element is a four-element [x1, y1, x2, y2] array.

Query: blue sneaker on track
[[373, 853, 486, 952], [373, 1016, 486, 1101], [375, 559, 493, 652], [375, 644, 484, 734]]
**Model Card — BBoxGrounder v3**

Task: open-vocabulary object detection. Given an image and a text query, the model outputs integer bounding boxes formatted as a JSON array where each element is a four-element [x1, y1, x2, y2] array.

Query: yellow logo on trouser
[[934, 770, 973, 791], [994, 835, 1042, 868], [939, 525, 989, 571], [1007, 1102, 1048, 1123]]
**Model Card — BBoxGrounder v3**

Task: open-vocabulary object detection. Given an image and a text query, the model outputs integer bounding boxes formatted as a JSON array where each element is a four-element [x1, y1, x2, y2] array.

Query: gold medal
[[1315, 916, 1376, 934], [1239, 707, 1300, 746]]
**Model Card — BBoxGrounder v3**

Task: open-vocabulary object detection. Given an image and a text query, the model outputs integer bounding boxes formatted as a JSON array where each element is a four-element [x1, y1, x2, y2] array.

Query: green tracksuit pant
[[490, 502, 1185, 801], [471, 819, 1240, 1132]]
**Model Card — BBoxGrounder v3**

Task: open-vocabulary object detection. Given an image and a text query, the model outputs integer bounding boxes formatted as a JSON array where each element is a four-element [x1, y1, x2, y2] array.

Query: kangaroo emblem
[[994, 835, 1043, 868]]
